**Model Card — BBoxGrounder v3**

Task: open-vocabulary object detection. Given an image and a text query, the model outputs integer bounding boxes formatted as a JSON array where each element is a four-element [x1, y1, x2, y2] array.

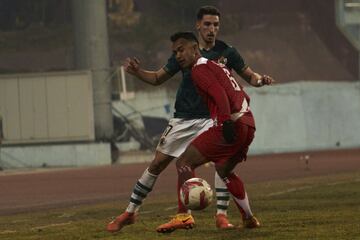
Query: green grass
[[0, 171, 359, 240]]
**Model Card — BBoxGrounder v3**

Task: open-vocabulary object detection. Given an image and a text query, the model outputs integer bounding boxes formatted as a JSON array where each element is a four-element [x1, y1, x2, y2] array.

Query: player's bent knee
[[175, 157, 186, 168], [148, 165, 162, 175], [148, 160, 168, 175], [176, 157, 194, 170]]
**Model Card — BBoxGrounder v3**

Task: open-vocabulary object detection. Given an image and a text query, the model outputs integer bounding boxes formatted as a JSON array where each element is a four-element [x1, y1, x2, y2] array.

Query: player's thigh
[[176, 145, 208, 169], [193, 124, 254, 166], [228, 124, 255, 163], [191, 126, 238, 163], [156, 118, 213, 158]]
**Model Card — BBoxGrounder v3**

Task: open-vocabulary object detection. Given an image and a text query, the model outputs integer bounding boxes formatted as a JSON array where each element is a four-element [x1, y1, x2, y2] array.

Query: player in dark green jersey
[[107, 6, 274, 233]]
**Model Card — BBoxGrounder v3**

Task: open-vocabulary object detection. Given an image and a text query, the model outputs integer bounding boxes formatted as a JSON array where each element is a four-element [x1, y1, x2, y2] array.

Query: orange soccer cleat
[[106, 212, 136, 233], [156, 213, 195, 233], [215, 213, 235, 229], [243, 215, 260, 228]]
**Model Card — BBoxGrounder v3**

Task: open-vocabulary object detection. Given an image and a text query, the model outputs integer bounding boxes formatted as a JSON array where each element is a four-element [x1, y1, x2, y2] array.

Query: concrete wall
[[118, 81, 360, 154], [247, 81, 360, 154], [2, 81, 356, 168], [0, 143, 111, 168]]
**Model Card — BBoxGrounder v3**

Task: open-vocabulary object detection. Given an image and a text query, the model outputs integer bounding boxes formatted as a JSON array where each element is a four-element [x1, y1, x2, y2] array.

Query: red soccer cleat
[[243, 215, 260, 228], [215, 213, 235, 229], [106, 212, 135, 233]]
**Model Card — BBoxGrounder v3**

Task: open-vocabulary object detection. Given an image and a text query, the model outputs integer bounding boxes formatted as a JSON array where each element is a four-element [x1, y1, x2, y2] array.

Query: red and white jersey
[[191, 57, 255, 128]]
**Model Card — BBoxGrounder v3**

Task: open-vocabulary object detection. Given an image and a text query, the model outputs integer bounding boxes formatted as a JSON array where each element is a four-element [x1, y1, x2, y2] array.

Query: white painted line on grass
[[164, 206, 178, 211], [267, 186, 313, 196], [267, 178, 360, 197], [0, 230, 17, 234], [138, 206, 177, 215], [31, 222, 72, 230]]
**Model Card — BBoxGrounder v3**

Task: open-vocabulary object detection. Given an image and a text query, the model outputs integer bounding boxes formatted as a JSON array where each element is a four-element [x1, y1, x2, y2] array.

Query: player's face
[[172, 39, 197, 69], [196, 15, 220, 44]]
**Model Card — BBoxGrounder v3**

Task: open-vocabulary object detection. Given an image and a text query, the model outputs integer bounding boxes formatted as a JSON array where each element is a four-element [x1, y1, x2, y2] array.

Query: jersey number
[[222, 68, 241, 91]]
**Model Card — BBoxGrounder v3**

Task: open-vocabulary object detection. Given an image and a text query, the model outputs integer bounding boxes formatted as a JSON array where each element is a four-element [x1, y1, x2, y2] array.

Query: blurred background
[[0, 0, 359, 169]]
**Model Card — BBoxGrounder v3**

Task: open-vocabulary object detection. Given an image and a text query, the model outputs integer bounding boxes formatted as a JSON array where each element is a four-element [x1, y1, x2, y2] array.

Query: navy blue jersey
[[164, 40, 247, 119]]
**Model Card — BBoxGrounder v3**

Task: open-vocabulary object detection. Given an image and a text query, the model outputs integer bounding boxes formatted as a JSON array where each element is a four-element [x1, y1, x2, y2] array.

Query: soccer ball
[[180, 177, 213, 211]]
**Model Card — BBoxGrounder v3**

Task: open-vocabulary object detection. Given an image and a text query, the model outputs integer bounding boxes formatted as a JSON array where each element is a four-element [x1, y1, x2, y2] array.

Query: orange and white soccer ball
[[180, 178, 213, 210]]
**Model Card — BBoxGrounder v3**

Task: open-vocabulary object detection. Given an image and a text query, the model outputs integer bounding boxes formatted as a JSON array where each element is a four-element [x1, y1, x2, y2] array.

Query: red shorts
[[191, 121, 255, 167]]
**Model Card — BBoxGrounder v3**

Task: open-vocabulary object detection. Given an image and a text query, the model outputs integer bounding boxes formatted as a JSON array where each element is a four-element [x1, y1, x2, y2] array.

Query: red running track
[[0, 148, 359, 215]]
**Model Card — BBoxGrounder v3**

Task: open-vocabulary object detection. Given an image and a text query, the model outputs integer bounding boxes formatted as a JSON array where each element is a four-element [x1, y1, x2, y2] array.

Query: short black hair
[[197, 6, 220, 20], [170, 31, 199, 44]]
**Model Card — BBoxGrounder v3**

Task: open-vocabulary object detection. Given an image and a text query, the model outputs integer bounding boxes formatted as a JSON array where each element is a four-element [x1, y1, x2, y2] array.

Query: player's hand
[[258, 75, 274, 86], [124, 57, 140, 75], [222, 120, 236, 143]]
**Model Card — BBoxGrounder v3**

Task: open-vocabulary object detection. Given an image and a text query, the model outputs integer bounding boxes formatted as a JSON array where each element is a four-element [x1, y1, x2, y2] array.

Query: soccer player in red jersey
[[157, 31, 268, 233]]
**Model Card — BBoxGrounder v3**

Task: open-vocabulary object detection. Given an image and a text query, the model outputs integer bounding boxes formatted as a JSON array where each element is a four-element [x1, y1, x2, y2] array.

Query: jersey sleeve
[[227, 47, 248, 74], [191, 64, 231, 123], [162, 54, 181, 76]]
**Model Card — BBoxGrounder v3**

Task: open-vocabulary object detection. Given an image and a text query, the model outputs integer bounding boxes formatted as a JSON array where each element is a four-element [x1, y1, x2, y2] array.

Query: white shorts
[[156, 118, 213, 158]]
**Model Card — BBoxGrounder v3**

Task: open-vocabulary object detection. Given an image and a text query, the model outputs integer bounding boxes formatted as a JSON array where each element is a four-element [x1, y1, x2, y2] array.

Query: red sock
[[177, 165, 195, 213], [223, 173, 249, 219], [223, 173, 245, 199]]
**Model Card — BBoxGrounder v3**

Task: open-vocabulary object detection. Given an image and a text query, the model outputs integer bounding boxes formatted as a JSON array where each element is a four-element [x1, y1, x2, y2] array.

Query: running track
[[0, 148, 359, 215]]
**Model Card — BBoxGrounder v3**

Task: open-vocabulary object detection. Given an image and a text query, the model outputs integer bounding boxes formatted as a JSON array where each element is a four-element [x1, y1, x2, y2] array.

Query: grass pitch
[[0, 171, 359, 240]]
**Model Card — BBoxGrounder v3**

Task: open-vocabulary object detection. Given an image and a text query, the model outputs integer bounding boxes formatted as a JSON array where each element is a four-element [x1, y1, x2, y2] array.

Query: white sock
[[215, 171, 230, 215], [232, 192, 253, 219], [126, 168, 158, 213]]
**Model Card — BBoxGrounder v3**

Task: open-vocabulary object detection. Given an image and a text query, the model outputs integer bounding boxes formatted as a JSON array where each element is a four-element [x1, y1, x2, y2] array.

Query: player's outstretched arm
[[239, 67, 275, 87], [123, 57, 172, 86]]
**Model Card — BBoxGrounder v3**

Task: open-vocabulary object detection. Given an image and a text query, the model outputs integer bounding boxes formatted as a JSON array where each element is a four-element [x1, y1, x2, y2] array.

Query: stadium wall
[[120, 81, 360, 157], [0, 143, 111, 169], [247, 81, 360, 154]]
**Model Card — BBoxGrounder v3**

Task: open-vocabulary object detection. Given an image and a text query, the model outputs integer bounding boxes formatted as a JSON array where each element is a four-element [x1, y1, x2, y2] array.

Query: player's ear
[[196, 21, 201, 30]]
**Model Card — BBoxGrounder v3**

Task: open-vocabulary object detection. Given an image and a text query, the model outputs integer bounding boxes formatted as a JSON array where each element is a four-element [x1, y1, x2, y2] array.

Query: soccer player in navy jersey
[[107, 6, 273, 233]]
